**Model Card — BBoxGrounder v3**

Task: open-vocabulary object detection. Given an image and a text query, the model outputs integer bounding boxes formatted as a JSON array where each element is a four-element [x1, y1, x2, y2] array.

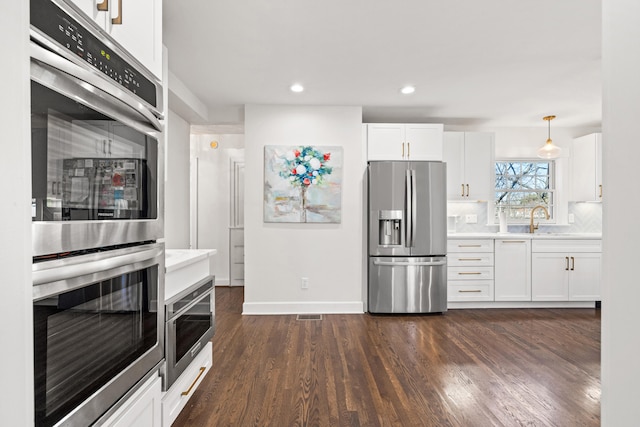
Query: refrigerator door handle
[[405, 169, 412, 248], [411, 169, 417, 247], [373, 260, 447, 267]]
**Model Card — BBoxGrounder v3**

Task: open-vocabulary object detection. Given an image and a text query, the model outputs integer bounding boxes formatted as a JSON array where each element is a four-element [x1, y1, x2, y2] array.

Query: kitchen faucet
[[529, 205, 550, 233]]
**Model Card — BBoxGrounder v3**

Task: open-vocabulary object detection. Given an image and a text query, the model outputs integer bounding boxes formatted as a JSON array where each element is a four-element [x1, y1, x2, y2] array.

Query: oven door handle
[[30, 40, 163, 133], [33, 245, 163, 287]]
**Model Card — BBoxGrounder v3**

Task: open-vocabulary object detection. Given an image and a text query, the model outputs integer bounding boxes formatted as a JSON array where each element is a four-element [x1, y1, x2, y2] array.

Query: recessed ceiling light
[[400, 85, 416, 94], [290, 83, 304, 93]]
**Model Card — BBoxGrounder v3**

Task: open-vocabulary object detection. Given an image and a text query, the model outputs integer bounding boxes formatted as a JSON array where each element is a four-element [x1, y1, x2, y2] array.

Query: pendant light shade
[[537, 115, 562, 159]]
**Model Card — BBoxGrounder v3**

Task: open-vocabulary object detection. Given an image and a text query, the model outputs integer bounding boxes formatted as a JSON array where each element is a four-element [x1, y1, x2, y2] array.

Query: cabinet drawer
[[448, 252, 494, 267], [448, 281, 493, 301], [448, 266, 494, 280], [532, 239, 601, 253], [162, 342, 212, 427], [447, 239, 494, 253]]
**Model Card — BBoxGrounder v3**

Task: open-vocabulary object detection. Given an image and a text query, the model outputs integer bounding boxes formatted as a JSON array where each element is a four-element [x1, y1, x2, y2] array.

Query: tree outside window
[[495, 160, 555, 222]]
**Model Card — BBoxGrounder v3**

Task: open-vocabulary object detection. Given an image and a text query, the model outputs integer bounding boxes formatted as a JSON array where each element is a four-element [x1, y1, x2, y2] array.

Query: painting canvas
[[264, 145, 343, 223]]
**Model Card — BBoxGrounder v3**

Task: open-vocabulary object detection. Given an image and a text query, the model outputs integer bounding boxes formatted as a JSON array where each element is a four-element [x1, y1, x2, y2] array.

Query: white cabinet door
[[494, 239, 531, 301], [463, 132, 494, 201], [367, 124, 405, 160], [571, 133, 602, 201], [532, 253, 569, 301], [404, 124, 443, 160], [107, 0, 163, 78], [68, 0, 163, 79], [443, 132, 494, 201], [569, 253, 602, 300], [103, 374, 162, 427], [69, 0, 107, 25], [367, 124, 443, 161], [443, 132, 465, 200]]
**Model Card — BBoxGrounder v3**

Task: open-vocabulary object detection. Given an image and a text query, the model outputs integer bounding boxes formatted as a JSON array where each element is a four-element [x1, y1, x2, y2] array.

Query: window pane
[[494, 160, 555, 222]]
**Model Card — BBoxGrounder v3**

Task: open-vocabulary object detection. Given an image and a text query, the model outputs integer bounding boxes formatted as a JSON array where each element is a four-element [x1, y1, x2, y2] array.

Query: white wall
[[602, 1, 640, 424], [0, 1, 33, 424], [164, 109, 191, 248], [243, 105, 364, 314], [190, 133, 244, 284]]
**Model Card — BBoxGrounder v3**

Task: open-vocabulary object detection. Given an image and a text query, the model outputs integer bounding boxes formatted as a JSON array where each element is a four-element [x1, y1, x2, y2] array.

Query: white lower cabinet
[[447, 239, 494, 302], [448, 237, 601, 307], [162, 342, 213, 427], [494, 239, 531, 301], [531, 240, 602, 301], [101, 374, 162, 427]]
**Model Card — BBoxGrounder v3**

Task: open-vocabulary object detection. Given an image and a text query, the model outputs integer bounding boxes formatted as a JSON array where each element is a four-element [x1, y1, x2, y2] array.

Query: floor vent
[[296, 314, 323, 321]]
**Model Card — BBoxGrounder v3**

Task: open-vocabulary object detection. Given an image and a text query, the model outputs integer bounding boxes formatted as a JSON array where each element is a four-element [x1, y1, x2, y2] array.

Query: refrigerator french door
[[368, 161, 447, 313]]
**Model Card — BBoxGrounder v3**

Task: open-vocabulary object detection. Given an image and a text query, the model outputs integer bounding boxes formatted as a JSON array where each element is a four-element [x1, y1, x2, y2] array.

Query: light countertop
[[165, 249, 217, 273], [448, 232, 602, 240]]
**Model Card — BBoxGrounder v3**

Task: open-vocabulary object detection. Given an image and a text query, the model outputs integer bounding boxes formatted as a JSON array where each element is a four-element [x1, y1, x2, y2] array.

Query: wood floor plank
[[172, 288, 600, 426]]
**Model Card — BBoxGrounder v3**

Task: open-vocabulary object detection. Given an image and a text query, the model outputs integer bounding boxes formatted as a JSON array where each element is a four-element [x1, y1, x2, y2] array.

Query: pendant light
[[537, 115, 562, 159]]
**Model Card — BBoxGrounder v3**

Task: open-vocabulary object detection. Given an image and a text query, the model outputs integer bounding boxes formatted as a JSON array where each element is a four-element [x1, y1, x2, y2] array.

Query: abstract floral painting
[[264, 145, 343, 223]]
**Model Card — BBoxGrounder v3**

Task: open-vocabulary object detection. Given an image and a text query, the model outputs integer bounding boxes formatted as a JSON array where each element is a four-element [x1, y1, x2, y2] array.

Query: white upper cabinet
[[570, 133, 602, 202], [69, 0, 163, 79], [443, 132, 495, 201], [366, 123, 443, 161]]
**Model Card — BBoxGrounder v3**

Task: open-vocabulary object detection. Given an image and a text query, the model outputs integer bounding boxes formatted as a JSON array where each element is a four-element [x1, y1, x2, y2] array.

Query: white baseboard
[[242, 301, 364, 315], [447, 301, 598, 309]]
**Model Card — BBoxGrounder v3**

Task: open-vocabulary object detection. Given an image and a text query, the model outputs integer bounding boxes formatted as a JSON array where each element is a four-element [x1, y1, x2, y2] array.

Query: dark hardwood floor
[[173, 287, 600, 427]]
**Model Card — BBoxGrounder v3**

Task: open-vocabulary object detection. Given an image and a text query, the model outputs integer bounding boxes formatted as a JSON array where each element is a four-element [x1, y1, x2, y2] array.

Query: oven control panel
[[30, 0, 157, 108]]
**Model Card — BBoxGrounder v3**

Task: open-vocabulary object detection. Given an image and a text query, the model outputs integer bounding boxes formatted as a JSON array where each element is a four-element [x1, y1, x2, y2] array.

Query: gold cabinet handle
[[459, 289, 482, 293], [466, 184, 470, 197], [458, 244, 481, 248], [458, 272, 482, 275], [501, 240, 526, 243], [599, 184, 603, 198], [458, 258, 482, 261], [461, 184, 465, 197], [181, 366, 206, 396], [97, 0, 108, 11], [407, 142, 411, 158], [402, 142, 405, 158], [112, 0, 122, 25], [570, 256, 575, 271], [565, 256, 569, 271]]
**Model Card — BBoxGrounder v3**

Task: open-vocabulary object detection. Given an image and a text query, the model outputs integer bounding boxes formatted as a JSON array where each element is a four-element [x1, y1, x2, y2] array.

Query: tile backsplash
[[447, 201, 602, 234]]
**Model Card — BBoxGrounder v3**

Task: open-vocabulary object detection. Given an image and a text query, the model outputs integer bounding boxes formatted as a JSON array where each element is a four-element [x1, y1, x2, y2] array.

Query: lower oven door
[[32, 242, 164, 427], [165, 277, 215, 390]]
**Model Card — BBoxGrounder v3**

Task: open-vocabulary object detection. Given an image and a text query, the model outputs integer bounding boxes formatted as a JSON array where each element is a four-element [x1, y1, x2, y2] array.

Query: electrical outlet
[[568, 213, 575, 224], [465, 214, 477, 224], [301, 277, 309, 289]]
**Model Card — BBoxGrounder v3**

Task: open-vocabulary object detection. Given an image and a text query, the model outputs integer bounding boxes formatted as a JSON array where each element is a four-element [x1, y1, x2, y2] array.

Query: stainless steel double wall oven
[[30, 0, 165, 425]]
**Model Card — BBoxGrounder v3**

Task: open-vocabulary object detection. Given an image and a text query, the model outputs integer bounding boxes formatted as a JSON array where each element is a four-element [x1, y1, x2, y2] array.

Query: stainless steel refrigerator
[[368, 161, 447, 313]]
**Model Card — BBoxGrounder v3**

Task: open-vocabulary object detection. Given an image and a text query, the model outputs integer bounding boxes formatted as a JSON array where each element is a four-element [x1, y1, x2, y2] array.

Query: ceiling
[[162, 0, 602, 129]]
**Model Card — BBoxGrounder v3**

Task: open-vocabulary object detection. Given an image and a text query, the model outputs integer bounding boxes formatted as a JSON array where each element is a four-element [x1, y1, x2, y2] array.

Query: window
[[495, 160, 555, 222]]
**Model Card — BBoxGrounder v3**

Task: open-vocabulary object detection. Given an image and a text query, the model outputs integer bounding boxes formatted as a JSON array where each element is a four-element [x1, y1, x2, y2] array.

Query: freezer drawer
[[369, 256, 447, 314]]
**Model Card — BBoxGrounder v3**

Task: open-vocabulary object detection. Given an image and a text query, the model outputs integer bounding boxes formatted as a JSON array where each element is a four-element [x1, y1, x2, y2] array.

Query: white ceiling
[[162, 0, 602, 129]]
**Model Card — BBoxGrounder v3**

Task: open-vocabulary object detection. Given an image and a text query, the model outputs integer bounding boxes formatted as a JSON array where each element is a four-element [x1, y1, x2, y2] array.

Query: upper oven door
[[30, 41, 165, 256]]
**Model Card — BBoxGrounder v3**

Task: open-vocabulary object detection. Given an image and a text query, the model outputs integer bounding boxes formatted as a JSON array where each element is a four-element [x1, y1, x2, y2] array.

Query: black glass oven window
[[175, 296, 212, 362], [31, 81, 157, 222], [33, 267, 158, 427]]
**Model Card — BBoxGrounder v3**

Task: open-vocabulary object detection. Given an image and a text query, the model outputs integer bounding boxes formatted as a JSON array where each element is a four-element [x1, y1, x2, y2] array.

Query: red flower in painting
[[294, 150, 301, 157], [303, 177, 311, 185], [323, 153, 331, 161], [292, 168, 297, 174]]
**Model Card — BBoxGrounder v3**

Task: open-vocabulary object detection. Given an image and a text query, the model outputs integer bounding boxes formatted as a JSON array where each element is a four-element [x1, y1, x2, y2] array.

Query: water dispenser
[[378, 210, 402, 246]]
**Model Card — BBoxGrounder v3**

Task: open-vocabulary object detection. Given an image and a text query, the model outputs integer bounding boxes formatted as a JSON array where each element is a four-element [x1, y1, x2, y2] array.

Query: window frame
[[494, 158, 557, 224]]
